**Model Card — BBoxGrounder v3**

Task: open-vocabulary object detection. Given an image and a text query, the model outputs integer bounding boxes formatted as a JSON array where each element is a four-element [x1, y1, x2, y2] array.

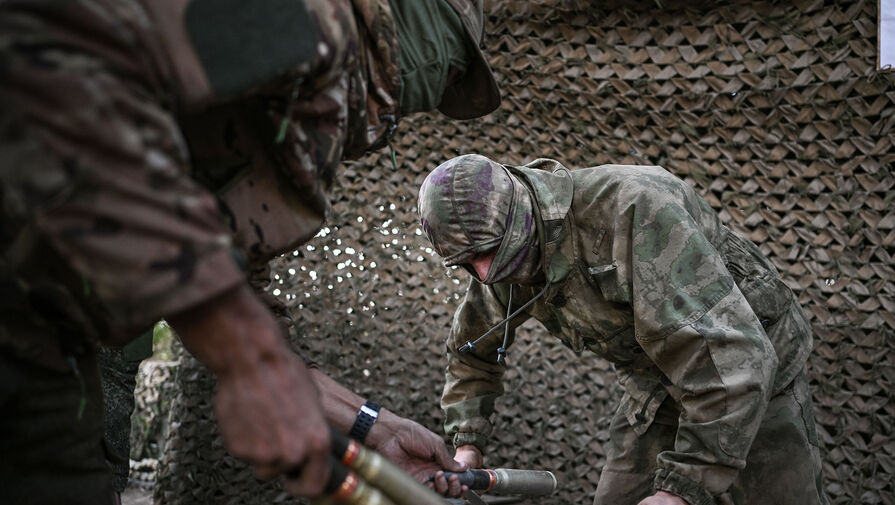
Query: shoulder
[[573, 164, 697, 208]]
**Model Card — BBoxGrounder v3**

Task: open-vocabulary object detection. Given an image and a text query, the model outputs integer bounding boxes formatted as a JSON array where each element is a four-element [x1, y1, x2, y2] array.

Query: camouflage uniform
[[417, 155, 828, 505], [0, 0, 497, 502]]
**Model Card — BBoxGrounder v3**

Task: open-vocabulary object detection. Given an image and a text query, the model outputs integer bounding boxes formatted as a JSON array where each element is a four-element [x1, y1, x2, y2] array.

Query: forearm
[[167, 282, 331, 496], [169, 284, 297, 378], [442, 358, 504, 450], [308, 367, 403, 449]]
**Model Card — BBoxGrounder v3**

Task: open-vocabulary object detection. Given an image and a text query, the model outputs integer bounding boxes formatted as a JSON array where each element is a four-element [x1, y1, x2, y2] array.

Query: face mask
[[479, 178, 541, 285], [418, 154, 541, 285]]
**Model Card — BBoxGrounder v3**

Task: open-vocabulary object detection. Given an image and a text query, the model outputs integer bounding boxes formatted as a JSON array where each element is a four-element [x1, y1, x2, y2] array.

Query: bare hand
[[371, 416, 469, 497], [454, 445, 483, 469], [637, 491, 689, 505], [214, 352, 330, 496], [171, 285, 331, 496]]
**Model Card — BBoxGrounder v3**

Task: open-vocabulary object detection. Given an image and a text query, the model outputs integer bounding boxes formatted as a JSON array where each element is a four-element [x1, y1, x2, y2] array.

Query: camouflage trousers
[[594, 370, 828, 505]]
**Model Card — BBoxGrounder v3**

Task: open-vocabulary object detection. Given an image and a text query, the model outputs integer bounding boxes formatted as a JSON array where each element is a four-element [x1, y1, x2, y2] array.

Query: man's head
[[418, 154, 541, 284]]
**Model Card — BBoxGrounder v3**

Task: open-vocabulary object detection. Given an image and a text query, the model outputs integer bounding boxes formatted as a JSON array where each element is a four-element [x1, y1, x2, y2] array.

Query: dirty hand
[[370, 413, 469, 497], [171, 285, 331, 496], [637, 491, 690, 505], [454, 444, 483, 469]]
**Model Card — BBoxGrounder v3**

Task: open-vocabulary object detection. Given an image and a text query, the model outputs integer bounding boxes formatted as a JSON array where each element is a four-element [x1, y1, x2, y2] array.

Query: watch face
[[359, 405, 379, 418]]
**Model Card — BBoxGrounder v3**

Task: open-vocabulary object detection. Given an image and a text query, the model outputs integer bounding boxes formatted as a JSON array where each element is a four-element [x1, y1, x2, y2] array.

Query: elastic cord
[[496, 284, 513, 364], [458, 282, 549, 356], [275, 77, 303, 144]]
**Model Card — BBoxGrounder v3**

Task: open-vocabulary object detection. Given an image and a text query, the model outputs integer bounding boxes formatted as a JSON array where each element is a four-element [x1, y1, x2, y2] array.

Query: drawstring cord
[[66, 356, 87, 421], [496, 285, 513, 365], [389, 143, 398, 170], [458, 282, 550, 362], [458, 171, 554, 365], [381, 113, 399, 170], [275, 77, 304, 144], [363, 113, 399, 169]]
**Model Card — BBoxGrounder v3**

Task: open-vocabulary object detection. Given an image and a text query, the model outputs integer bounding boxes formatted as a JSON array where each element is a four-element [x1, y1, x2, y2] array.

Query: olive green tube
[[490, 468, 557, 496], [444, 468, 558, 496]]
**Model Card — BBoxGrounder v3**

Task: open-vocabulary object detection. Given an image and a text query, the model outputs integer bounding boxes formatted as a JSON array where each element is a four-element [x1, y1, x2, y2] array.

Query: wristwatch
[[348, 400, 381, 443]]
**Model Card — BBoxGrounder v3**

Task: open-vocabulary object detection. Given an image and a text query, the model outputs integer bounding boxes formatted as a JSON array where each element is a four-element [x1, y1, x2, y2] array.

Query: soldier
[[416, 155, 828, 505], [0, 0, 500, 503]]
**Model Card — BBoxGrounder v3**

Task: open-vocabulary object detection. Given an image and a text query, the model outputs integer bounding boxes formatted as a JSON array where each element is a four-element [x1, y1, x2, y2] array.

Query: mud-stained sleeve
[[0, 10, 246, 345], [442, 279, 528, 451], [607, 172, 778, 505]]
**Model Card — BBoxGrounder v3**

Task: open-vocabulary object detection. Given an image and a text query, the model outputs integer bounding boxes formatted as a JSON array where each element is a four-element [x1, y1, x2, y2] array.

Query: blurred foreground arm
[[310, 369, 468, 497], [168, 284, 330, 496]]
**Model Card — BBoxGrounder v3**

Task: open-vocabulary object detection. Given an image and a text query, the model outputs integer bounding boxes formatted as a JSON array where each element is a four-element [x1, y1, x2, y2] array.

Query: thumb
[[434, 443, 467, 472]]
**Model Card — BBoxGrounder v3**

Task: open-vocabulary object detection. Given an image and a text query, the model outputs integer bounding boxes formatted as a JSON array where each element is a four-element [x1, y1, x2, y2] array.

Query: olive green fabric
[[0, 350, 115, 505], [595, 370, 827, 505], [389, 0, 472, 115]]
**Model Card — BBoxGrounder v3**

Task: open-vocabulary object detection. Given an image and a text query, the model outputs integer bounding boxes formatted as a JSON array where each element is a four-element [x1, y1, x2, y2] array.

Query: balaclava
[[418, 154, 541, 285]]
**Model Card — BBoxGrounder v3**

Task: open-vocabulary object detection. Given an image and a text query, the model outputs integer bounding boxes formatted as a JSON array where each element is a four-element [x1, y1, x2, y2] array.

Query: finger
[[446, 474, 463, 497], [433, 471, 448, 495], [283, 432, 331, 496], [283, 455, 329, 497], [253, 462, 281, 482]]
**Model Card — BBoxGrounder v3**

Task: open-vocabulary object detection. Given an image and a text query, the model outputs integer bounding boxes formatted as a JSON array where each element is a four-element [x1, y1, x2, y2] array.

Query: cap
[[438, 0, 502, 119]]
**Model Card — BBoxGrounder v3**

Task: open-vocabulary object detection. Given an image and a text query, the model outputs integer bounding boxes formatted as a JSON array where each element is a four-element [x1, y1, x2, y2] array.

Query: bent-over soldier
[[416, 154, 828, 505]]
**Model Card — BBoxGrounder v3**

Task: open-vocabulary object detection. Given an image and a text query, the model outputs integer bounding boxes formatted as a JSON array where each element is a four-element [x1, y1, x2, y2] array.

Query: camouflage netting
[[130, 360, 177, 485], [153, 0, 894, 504]]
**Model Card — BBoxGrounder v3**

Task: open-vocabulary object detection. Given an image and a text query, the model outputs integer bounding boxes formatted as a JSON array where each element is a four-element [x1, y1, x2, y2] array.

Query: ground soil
[[122, 487, 153, 505]]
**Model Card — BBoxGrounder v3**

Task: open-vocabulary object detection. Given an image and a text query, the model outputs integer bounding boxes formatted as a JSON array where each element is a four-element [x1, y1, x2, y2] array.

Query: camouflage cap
[[418, 154, 511, 266], [437, 0, 501, 119]]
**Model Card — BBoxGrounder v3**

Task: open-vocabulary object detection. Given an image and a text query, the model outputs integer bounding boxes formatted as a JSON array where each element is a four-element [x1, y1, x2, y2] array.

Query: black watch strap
[[348, 400, 381, 443]]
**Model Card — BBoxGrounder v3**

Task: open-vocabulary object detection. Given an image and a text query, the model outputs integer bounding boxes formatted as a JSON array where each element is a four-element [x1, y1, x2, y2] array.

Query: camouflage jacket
[[152, 0, 402, 263], [0, 0, 400, 370], [442, 160, 813, 500]]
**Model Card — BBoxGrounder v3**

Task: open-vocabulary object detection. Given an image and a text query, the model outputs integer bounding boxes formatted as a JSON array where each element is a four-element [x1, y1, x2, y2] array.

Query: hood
[[505, 158, 574, 284], [419, 155, 574, 285]]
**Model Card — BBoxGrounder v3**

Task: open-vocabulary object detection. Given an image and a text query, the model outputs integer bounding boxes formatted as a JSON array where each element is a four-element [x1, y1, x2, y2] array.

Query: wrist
[[452, 432, 488, 454], [171, 284, 291, 377], [653, 469, 708, 505], [348, 400, 382, 444], [364, 407, 402, 449]]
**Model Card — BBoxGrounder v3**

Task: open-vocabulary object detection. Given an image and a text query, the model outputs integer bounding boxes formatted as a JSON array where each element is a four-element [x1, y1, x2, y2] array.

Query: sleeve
[[1, 38, 247, 346], [607, 173, 778, 505], [441, 280, 531, 451]]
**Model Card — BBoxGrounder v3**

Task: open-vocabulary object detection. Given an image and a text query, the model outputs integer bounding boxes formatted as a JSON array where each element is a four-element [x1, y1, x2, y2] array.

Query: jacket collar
[[505, 159, 574, 284]]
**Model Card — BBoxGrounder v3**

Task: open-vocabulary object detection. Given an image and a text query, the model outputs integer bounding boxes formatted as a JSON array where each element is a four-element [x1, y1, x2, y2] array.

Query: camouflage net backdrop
[[153, 0, 894, 503]]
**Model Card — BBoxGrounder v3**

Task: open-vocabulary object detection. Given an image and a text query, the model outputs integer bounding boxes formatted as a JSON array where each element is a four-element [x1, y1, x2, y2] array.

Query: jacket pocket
[[720, 233, 791, 328], [737, 273, 792, 329], [616, 372, 668, 436]]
